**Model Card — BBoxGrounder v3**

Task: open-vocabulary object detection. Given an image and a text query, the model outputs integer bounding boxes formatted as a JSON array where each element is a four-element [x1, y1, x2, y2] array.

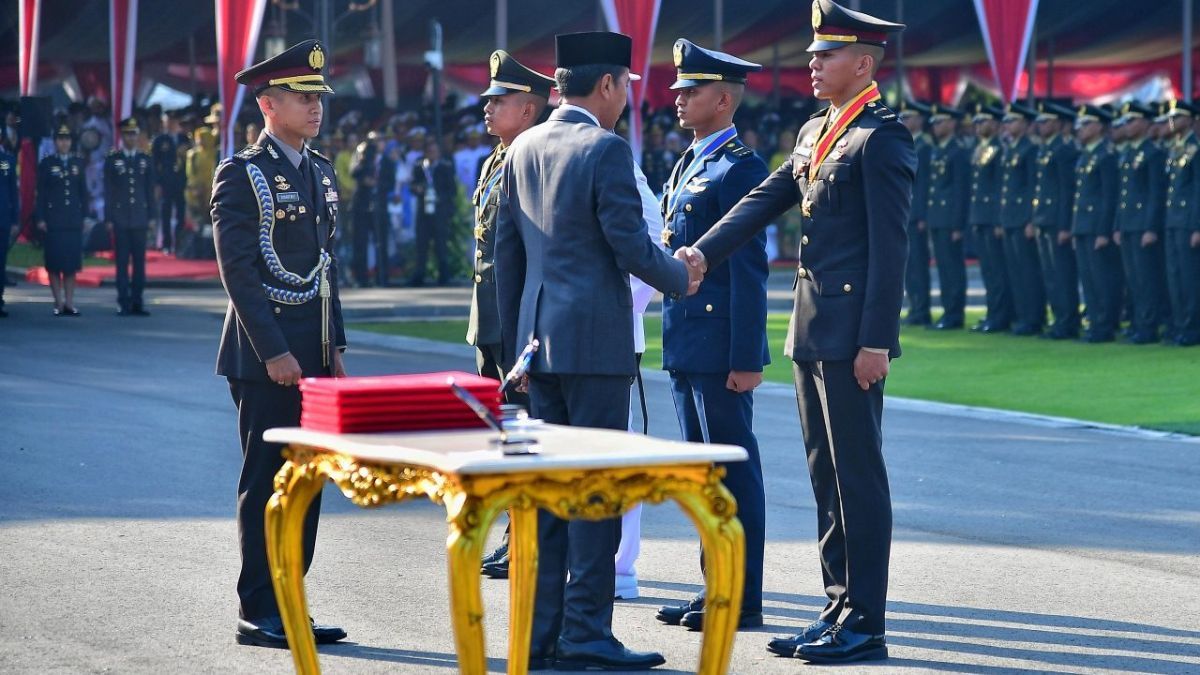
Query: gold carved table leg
[[443, 490, 507, 675]]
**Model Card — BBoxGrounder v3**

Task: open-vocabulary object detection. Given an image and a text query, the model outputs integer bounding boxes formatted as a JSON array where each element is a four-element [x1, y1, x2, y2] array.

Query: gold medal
[[660, 228, 674, 246]]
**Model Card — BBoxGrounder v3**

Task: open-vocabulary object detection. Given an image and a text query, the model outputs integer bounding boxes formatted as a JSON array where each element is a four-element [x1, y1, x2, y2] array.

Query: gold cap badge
[[490, 52, 501, 78], [308, 44, 325, 71], [812, 1, 823, 30], [673, 42, 683, 67]]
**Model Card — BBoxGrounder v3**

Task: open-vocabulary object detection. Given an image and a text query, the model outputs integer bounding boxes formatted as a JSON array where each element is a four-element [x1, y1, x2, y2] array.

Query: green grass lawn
[[354, 309, 1200, 435], [6, 242, 110, 269]]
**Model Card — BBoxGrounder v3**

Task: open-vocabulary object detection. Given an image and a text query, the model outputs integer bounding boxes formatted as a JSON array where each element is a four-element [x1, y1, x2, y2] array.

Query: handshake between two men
[[676, 246, 709, 296]]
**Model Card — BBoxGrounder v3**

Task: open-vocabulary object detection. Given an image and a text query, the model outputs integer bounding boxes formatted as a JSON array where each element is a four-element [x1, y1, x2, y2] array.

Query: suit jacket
[[926, 137, 969, 231], [999, 136, 1037, 229], [694, 100, 915, 362], [36, 154, 89, 232], [411, 157, 457, 219], [1071, 141, 1118, 237], [1032, 135, 1078, 232], [1114, 137, 1166, 233], [212, 132, 346, 382], [467, 144, 506, 348], [1165, 133, 1200, 232], [968, 137, 1003, 226], [494, 107, 690, 375], [104, 150, 156, 229], [660, 134, 771, 373]]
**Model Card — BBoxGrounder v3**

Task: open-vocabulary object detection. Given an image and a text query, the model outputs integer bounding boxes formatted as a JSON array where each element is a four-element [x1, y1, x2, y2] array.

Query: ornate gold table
[[261, 424, 746, 675]]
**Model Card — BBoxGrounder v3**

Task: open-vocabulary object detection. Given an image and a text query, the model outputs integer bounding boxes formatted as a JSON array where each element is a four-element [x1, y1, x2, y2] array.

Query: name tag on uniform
[[325, 189, 338, 203], [276, 191, 300, 203]]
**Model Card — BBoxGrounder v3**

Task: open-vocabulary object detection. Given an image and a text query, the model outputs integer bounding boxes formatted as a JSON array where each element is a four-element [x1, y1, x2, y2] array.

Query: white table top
[[263, 424, 747, 475]]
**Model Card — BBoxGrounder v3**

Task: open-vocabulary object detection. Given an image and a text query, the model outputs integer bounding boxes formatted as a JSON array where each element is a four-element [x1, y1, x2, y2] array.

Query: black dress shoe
[[766, 620, 833, 656], [64, 307, 81, 317], [1011, 324, 1041, 336], [554, 637, 665, 671], [235, 616, 347, 648], [679, 608, 764, 631], [979, 322, 1009, 333], [793, 624, 887, 664], [481, 541, 508, 566], [131, 307, 151, 316], [117, 308, 131, 316], [655, 595, 704, 625], [930, 319, 963, 330], [481, 555, 508, 579]]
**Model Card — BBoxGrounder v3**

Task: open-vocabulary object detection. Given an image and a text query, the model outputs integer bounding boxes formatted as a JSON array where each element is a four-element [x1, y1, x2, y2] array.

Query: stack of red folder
[[299, 371, 502, 433]]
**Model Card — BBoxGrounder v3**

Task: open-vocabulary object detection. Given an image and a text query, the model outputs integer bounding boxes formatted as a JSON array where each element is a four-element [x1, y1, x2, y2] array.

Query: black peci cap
[[555, 32, 641, 81], [808, 0, 905, 53], [481, 50, 556, 99], [236, 39, 335, 96], [669, 39, 762, 90]]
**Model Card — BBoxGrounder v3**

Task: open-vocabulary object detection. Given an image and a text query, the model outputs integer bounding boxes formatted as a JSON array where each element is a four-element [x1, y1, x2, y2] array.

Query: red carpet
[[25, 251, 219, 287]]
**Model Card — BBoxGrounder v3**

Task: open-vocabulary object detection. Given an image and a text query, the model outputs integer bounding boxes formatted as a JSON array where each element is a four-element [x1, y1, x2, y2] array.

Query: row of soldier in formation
[[898, 98, 1200, 346]]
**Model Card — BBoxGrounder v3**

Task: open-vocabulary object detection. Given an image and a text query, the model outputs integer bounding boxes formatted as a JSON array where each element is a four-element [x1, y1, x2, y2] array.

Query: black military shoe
[[929, 319, 963, 330], [235, 616, 347, 648], [793, 624, 887, 664], [766, 619, 833, 656], [481, 541, 508, 566], [655, 595, 704, 625], [554, 637, 665, 671], [679, 608, 764, 631], [131, 306, 151, 316], [481, 555, 509, 579]]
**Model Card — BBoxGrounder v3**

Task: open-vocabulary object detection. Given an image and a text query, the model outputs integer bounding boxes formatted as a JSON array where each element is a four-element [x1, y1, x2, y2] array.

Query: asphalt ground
[[1, 282, 1197, 674]]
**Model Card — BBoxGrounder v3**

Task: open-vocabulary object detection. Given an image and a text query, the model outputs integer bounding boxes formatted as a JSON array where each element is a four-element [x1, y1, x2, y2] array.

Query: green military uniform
[[1072, 105, 1121, 342], [1162, 101, 1200, 346], [924, 105, 969, 328], [967, 105, 1014, 331], [998, 104, 1044, 335], [1113, 102, 1168, 343], [1032, 102, 1081, 339], [899, 101, 932, 325]]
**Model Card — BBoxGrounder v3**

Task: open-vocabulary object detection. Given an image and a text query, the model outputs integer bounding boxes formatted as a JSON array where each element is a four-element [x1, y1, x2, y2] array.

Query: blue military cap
[[1075, 103, 1114, 126], [1002, 102, 1038, 122], [669, 39, 762, 90], [1035, 101, 1075, 122], [808, 0, 905, 52], [236, 39, 334, 96], [897, 100, 931, 120], [928, 103, 963, 122], [971, 103, 1004, 122], [481, 50, 556, 99]]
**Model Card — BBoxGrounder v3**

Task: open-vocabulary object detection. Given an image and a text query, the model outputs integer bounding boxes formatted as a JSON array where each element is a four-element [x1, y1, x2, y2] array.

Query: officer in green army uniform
[[968, 104, 1014, 332], [1032, 102, 1080, 339], [1112, 101, 1168, 344], [998, 103, 1044, 335], [924, 104, 969, 329], [469, 49, 554, 579], [1162, 100, 1200, 346], [1072, 104, 1121, 343], [898, 101, 932, 326]]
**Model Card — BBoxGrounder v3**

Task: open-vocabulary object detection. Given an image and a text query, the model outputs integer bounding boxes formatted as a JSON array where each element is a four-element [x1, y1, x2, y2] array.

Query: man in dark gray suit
[[494, 31, 699, 672]]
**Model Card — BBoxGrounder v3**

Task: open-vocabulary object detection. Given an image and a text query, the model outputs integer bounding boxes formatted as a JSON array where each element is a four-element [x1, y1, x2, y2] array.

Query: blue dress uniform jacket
[[661, 138, 771, 373], [1164, 133, 1200, 344], [925, 137, 970, 325], [36, 154, 90, 274], [1072, 140, 1121, 340], [212, 133, 346, 382], [104, 150, 156, 228], [999, 137, 1037, 229], [694, 104, 914, 361]]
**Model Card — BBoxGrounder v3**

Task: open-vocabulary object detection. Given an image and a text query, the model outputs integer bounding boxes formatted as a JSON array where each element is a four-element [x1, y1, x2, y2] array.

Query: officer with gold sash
[[679, 0, 912, 663], [211, 40, 347, 648], [469, 50, 554, 580]]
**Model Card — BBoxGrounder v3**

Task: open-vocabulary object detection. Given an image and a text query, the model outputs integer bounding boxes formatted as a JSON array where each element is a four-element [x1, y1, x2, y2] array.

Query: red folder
[[299, 371, 503, 433]]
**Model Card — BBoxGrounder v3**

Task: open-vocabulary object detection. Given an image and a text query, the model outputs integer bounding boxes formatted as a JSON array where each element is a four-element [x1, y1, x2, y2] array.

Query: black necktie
[[299, 155, 314, 195]]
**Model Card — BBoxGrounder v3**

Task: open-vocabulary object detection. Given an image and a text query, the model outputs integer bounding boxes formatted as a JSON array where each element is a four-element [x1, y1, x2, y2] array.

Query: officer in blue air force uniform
[[683, 0, 912, 664], [210, 39, 348, 648], [653, 38, 771, 633]]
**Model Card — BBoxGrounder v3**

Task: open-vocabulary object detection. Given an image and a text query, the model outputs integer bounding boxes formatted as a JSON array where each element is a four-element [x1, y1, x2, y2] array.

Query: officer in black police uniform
[[105, 117, 156, 316], [998, 103, 1045, 335], [652, 38, 770, 633], [1072, 104, 1121, 343], [898, 100, 932, 326], [679, 0, 912, 663], [967, 104, 1014, 332], [925, 104, 970, 330], [0, 143, 17, 317], [1032, 102, 1082, 339], [37, 125, 90, 316], [1113, 101, 1168, 343], [470, 49, 553, 579], [211, 39, 347, 648]]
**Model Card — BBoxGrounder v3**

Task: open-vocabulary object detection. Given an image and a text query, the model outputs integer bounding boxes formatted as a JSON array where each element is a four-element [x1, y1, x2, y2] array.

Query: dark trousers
[[228, 379, 321, 621], [1001, 228, 1046, 331], [903, 222, 931, 322], [159, 185, 186, 250], [1165, 229, 1200, 343], [528, 372, 631, 652], [1119, 232, 1168, 339], [792, 360, 890, 635], [114, 226, 147, 311], [412, 212, 450, 284], [972, 224, 1014, 329], [1075, 236, 1123, 339], [1036, 231, 1080, 336], [0, 227, 9, 307], [930, 229, 966, 325], [668, 371, 765, 612]]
